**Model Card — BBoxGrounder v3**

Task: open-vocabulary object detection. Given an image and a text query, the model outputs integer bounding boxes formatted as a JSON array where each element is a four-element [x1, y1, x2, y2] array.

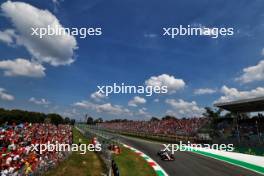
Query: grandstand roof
[[214, 96, 264, 113]]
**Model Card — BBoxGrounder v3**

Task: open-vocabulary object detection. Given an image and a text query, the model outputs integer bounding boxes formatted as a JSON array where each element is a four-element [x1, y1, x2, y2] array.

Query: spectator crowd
[[99, 118, 208, 136], [0, 123, 72, 176]]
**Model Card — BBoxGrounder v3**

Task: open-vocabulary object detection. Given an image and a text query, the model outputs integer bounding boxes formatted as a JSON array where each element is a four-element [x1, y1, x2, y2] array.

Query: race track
[[117, 135, 262, 176]]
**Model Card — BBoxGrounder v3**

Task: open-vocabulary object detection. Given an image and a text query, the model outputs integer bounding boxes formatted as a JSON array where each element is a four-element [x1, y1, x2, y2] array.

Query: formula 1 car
[[157, 150, 175, 161]]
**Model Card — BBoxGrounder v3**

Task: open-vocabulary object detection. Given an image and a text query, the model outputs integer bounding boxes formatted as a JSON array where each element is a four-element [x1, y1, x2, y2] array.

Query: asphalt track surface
[[117, 135, 262, 176]]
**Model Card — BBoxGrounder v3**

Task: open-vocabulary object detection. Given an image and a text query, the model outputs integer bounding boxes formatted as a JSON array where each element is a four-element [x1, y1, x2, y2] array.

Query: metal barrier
[[76, 125, 117, 176]]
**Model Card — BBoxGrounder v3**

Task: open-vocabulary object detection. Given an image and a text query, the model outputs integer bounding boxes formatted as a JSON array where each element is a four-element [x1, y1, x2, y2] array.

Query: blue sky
[[0, 0, 264, 121]]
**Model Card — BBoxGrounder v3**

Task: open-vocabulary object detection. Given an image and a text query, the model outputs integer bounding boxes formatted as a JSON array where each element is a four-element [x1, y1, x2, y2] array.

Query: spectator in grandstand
[[99, 117, 208, 137], [0, 123, 72, 175]]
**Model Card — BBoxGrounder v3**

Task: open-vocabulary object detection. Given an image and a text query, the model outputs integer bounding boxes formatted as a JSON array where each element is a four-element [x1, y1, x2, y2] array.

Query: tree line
[[0, 108, 75, 125]]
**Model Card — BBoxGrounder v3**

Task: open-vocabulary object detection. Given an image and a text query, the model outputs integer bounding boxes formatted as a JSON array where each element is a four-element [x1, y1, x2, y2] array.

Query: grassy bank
[[113, 146, 156, 176], [77, 125, 157, 176], [44, 128, 106, 176]]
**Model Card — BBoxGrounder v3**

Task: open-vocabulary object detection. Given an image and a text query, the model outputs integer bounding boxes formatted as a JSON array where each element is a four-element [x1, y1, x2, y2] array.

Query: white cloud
[[90, 91, 106, 102], [194, 88, 217, 95], [74, 101, 131, 116], [261, 49, 264, 56], [153, 98, 159, 102], [216, 86, 264, 103], [0, 88, 14, 101], [51, 0, 63, 12], [145, 74, 185, 94], [1, 1, 77, 66], [236, 60, 264, 83], [137, 107, 151, 118], [52, 0, 63, 6], [128, 96, 146, 107], [165, 99, 204, 117], [0, 58, 45, 77], [52, 0, 59, 4], [29, 97, 50, 105], [97, 103, 131, 115], [0, 29, 16, 45], [61, 108, 80, 118], [74, 101, 93, 108]]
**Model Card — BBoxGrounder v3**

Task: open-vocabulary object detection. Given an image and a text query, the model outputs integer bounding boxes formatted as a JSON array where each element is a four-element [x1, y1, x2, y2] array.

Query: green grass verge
[[113, 146, 157, 176], [234, 147, 264, 156], [44, 128, 106, 176]]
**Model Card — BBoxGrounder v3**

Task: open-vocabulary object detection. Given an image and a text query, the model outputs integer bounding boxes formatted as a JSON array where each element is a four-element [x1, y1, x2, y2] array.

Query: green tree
[[47, 113, 64, 125], [64, 117, 71, 124], [87, 117, 94, 125], [94, 118, 103, 124], [150, 117, 160, 121], [203, 107, 222, 137]]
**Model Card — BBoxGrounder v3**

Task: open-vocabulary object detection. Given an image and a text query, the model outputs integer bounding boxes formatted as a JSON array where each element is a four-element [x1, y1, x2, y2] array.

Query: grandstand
[[214, 96, 264, 113], [99, 118, 207, 136], [214, 97, 264, 153], [96, 97, 264, 149], [0, 123, 73, 175]]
